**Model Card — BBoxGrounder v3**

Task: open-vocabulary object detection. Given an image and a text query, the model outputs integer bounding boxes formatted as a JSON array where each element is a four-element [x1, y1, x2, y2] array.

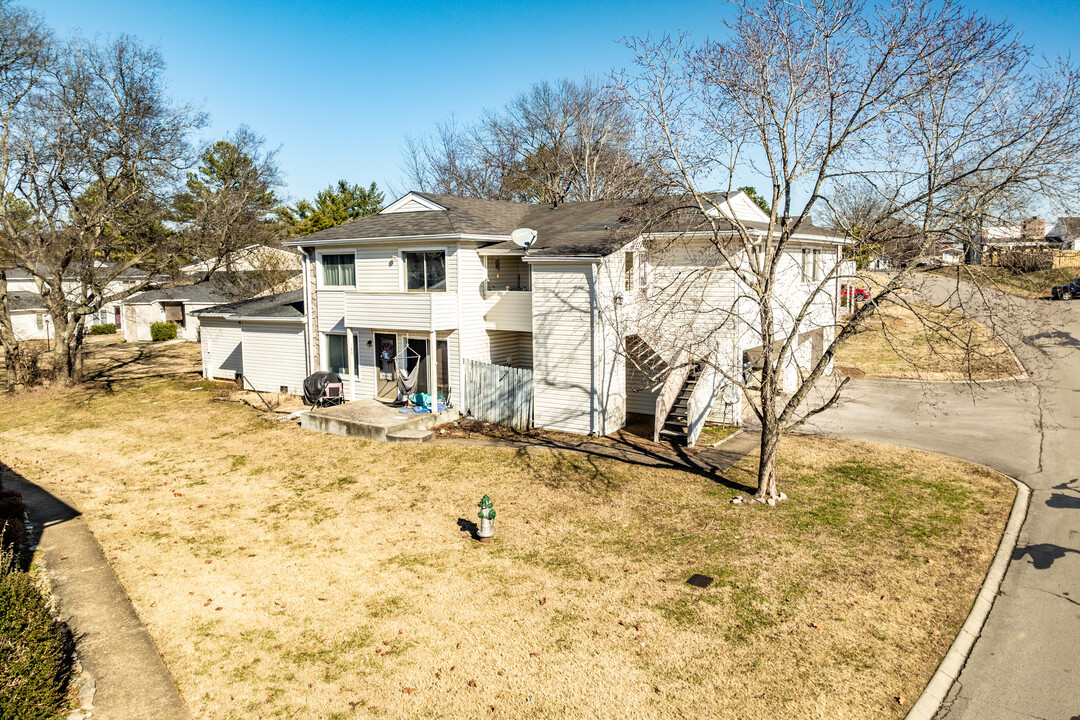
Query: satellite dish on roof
[[511, 228, 537, 248]]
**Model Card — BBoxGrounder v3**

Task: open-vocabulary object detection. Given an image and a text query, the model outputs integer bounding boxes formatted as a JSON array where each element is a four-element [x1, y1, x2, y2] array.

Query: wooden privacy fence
[[984, 247, 1080, 270], [463, 359, 533, 430]]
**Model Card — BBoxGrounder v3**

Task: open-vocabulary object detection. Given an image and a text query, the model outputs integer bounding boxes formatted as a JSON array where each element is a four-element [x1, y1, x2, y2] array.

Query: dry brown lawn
[[0, 344, 1014, 720], [834, 302, 1020, 381], [929, 265, 1076, 299]]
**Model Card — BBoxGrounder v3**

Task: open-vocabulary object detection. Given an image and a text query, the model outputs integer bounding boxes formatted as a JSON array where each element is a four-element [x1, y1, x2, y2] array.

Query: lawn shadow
[[456, 518, 478, 540], [442, 417, 756, 495]]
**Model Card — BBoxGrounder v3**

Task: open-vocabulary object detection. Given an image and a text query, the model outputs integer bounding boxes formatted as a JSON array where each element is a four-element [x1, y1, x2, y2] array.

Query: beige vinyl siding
[[239, 322, 307, 395], [439, 329, 461, 400], [353, 328, 376, 398], [483, 291, 532, 332], [486, 254, 530, 291], [596, 253, 626, 434], [345, 292, 458, 331], [317, 290, 346, 333], [625, 361, 661, 415], [486, 330, 533, 368], [354, 247, 399, 291], [518, 333, 533, 369], [457, 245, 491, 365], [487, 330, 519, 366], [200, 318, 244, 380], [531, 263, 594, 434]]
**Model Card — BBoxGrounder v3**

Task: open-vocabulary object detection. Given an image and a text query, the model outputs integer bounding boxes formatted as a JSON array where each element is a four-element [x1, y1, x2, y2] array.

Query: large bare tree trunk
[[0, 276, 27, 391], [48, 314, 84, 387]]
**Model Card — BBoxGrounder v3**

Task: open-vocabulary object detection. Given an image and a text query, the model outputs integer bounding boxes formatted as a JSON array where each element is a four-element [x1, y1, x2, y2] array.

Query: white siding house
[[191, 190, 845, 444], [192, 291, 307, 395]]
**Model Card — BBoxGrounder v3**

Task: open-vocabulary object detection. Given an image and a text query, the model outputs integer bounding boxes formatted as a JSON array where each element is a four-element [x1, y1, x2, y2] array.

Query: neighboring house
[[192, 290, 306, 395], [121, 247, 302, 343], [969, 217, 1050, 264], [180, 244, 301, 275], [939, 241, 964, 265], [193, 190, 845, 443], [3, 264, 150, 339], [7, 290, 51, 341], [122, 274, 240, 342], [1046, 217, 1080, 250]]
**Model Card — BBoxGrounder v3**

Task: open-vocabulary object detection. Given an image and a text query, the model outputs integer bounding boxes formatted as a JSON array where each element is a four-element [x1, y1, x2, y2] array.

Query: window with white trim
[[403, 251, 446, 292], [321, 254, 355, 287], [326, 334, 349, 376]]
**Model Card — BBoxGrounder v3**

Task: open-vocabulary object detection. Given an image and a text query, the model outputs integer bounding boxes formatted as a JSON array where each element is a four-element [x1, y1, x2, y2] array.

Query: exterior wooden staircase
[[657, 364, 700, 444]]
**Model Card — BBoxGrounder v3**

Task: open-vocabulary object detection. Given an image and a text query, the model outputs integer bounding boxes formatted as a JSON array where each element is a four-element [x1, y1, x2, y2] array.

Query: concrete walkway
[[805, 278, 1080, 719], [9, 473, 191, 720]]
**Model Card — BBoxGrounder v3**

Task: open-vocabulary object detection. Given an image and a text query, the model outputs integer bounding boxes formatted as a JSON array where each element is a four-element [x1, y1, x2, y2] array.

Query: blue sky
[[26, 0, 1080, 205]]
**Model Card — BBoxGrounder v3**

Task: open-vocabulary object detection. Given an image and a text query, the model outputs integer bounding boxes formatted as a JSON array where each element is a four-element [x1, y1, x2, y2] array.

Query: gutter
[[300, 247, 313, 375], [283, 232, 511, 248]]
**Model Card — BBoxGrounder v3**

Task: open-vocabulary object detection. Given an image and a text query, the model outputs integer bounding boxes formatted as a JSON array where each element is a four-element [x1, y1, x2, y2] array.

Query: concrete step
[[385, 428, 434, 443]]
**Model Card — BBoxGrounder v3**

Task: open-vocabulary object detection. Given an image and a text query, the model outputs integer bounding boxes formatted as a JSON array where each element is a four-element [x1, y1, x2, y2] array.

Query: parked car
[[841, 283, 870, 300], [1051, 278, 1080, 300]]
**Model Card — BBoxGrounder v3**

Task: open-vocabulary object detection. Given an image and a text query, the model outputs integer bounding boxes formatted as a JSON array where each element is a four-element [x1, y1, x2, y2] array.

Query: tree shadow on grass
[[443, 418, 756, 495]]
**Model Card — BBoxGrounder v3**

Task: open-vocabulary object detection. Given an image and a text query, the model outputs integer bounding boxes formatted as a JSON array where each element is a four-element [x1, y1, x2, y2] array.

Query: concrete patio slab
[[301, 397, 460, 441]]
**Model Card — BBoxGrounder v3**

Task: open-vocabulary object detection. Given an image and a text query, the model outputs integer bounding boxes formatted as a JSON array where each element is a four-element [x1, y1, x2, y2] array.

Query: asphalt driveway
[[805, 278, 1080, 719]]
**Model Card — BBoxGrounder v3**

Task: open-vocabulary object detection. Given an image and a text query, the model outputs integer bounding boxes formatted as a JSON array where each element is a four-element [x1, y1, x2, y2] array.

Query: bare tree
[[0, 1, 49, 388], [402, 76, 656, 204], [0, 30, 205, 386], [174, 126, 287, 288], [615, 0, 1080, 501]]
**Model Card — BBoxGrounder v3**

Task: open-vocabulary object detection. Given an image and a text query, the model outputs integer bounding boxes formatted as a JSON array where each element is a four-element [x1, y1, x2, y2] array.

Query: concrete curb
[[903, 470, 1031, 720], [8, 474, 192, 720]]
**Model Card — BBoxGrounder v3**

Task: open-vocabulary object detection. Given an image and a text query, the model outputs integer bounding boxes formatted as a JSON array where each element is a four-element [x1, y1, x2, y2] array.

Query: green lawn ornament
[[477, 494, 496, 543]]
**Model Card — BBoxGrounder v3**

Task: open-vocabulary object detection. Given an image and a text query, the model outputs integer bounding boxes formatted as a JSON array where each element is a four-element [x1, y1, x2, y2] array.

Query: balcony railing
[[344, 291, 458, 331], [483, 290, 532, 332]]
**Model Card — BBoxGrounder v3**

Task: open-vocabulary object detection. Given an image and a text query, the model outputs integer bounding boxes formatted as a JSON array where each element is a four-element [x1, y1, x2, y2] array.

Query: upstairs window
[[625, 252, 635, 292], [322, 254, 355, 287], [404, 251, 447, 292]]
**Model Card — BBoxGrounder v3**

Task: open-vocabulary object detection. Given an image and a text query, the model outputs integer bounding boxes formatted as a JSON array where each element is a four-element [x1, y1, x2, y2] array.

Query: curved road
[[805, 280, 1080, 719]]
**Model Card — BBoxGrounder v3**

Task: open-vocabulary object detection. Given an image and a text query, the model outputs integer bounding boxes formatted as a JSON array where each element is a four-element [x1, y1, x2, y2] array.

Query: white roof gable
[[706, 190, 771, 223], [380, 192, 447, 214]]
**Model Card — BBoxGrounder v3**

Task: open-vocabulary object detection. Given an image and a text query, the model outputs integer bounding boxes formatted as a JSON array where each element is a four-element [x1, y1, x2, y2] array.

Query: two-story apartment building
[[195, 190, 845, 442]]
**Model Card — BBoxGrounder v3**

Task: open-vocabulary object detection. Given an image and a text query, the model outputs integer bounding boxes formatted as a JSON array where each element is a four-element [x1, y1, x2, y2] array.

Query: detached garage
[[192, 290, 307, 395]]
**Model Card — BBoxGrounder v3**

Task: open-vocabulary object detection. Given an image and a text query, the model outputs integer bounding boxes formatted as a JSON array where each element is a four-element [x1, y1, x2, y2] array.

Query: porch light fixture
[[477, 495, 496, 543]]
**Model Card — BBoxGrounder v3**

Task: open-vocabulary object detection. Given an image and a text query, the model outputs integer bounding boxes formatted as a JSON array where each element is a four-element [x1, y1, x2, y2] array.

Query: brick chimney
[[1022, 217, 1046, 239]]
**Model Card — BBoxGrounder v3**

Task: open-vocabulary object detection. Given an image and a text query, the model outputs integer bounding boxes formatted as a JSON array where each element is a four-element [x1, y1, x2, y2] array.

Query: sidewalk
[[10, 474, 191, 720]]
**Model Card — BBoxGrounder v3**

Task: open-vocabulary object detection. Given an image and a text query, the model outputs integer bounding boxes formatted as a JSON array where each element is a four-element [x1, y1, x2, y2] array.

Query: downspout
[[300, 247, 313, 375], [590, 261, 600, 436]]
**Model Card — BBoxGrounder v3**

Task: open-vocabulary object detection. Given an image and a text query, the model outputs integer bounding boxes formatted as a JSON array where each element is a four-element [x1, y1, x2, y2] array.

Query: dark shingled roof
[[9, 291, 45, 311], [192, 290, 304, 319], [287, 192, 637, 257], [284, 190, 840, 258], [126, 274, 239, 305]]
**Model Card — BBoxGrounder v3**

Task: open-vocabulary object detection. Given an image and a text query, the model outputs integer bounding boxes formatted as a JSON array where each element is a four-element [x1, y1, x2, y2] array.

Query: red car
[[841, 284, 870, 300]]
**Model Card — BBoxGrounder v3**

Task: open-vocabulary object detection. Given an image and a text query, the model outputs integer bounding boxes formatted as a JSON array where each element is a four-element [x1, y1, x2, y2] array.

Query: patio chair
[[312, 382, 344, 409]]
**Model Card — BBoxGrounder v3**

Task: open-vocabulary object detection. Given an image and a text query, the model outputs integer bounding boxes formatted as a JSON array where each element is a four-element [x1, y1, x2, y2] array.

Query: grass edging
[[904, 469, 1031, 720]]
